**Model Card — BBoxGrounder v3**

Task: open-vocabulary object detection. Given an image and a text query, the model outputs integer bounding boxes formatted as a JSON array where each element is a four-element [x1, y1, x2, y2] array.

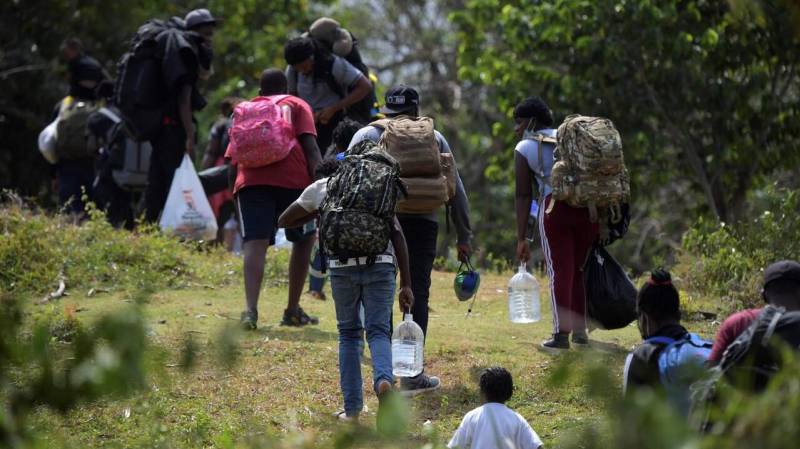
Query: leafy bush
[[0, 202, 247, 296], [680, 186, 800, 310]]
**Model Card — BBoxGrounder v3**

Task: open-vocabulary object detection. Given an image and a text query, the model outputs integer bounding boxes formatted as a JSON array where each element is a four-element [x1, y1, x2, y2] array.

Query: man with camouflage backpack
[[519, 106, 629, 352], [348, 85, 473, 395], [278, 140, 414, 423]]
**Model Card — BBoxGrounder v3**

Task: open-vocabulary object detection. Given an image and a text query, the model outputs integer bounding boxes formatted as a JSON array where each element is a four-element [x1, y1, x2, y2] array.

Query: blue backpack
[[645, 333, 712, 416]]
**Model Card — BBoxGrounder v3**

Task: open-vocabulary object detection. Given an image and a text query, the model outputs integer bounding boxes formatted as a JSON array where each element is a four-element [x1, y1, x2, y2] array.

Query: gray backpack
[[99, 108, 152, 192]]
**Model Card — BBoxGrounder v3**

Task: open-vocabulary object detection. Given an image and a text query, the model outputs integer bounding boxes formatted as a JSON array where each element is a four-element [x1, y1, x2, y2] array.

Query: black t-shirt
[[623, 324, 690, 395], [208, 118, 231, 160]]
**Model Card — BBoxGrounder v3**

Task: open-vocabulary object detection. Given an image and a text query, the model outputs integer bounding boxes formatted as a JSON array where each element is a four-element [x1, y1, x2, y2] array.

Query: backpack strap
[[645, 336, 677, 346], [98, 107, 123, 124], [369, 118, 390, 130]]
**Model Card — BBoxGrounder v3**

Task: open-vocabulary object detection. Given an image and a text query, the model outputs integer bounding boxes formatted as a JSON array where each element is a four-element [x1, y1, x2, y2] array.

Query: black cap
[[764, 260, 800, 287], [185, 9, 219, 29], [380, 85, 419, 114]]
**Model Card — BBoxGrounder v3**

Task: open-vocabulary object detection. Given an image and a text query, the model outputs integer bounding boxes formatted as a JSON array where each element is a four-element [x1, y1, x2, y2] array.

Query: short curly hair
[[479, 366, 513, 403], [513, 96, 554, 128], [332, 118, 363, 150]]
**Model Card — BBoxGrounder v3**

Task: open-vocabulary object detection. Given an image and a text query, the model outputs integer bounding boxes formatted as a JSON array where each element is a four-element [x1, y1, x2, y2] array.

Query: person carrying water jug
[[512, 96, 598, 352]]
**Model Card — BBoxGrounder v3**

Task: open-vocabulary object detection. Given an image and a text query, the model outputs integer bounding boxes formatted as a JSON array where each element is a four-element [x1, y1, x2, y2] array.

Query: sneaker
[[571, 332, 589, 347], [399, 373, 441, 396], [540, 333, 570, 353], [335, 410, 358, 422], [280, 307, 319, 326], [240, 311, 257, 331], [306, 290, 327, 301]]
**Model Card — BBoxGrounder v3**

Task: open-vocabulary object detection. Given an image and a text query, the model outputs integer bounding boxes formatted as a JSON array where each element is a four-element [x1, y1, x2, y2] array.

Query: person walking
[[284, 36, 371, 155], [512, 97, 598, 352], [349, 85, 473, 394], [227, 69, 322, 329]]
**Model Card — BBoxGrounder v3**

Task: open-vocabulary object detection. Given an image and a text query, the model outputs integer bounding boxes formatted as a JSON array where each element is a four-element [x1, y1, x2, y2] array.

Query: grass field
[[21, 248, 719, 448]]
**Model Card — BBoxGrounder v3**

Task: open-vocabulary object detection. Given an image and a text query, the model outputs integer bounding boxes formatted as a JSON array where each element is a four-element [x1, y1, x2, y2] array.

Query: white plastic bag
[[159, 154, 218, 241], [37, 119, 59, 164]]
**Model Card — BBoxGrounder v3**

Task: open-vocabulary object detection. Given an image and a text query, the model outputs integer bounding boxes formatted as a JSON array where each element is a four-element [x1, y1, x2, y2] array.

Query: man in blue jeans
[[348, 85, 474, 394], [278, 168, 414, 422]]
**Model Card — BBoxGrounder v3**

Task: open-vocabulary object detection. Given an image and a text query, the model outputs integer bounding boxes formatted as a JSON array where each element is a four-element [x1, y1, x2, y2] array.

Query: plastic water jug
[[508, 263, 541, 323], [392, 313, 424, 377]]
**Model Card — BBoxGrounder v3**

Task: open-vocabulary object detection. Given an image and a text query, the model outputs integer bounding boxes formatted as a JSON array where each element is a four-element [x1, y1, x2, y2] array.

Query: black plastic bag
[[584, 245, 637, 330], [198, 164, 229, 196]]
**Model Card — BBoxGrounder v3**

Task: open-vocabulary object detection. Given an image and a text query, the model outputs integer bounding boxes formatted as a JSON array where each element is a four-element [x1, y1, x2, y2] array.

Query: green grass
[[15, 254, 721, 449]]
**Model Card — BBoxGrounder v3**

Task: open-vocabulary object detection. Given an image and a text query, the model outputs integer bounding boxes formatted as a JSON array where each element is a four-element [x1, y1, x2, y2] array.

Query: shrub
[[0, 202, 245, 296], [680, 186, 800, 310]]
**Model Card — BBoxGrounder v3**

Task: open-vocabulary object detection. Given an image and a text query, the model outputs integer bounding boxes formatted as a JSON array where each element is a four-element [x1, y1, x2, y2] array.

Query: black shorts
[[235, 185, 315, 244]]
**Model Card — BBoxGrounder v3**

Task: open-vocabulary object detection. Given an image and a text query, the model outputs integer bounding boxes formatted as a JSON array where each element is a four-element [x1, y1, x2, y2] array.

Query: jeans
[[398, 216, 438, 338], [57, 158, 95, 215], [329, 263, 396, 416]]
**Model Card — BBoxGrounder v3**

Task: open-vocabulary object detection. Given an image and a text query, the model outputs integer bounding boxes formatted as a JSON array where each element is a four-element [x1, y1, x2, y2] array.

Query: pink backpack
[[228, 96, 296, 168]]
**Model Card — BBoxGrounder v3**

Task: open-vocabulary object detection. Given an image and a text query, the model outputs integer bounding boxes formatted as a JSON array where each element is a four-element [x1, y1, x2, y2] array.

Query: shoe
[[280, 307, 319, 326], [571, 332, 589, 347], [335, 410, 358, 422], [306, 290, 327, 301], [399, 373, 441, 396], [240, 310, 257, 331], [375, 379, 396, 434], [540, 333, 570, 353]]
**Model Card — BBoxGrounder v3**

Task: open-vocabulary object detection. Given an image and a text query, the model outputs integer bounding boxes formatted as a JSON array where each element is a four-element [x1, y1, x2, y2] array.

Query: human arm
[[438, 133, 473, 261], [315, 75, 371, 125], [446, 414, 471, 449], [201, 126, 222, 169], [515, 151, 534, 263], [298, 133, 322, 181], [177, 84, 195, 157], [278, 179, 326, 228], [390, 216, 414, 313], [278, 203, 318, 229]]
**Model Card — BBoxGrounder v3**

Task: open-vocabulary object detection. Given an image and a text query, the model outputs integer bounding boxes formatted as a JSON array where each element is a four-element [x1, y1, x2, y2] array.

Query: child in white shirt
[[448, 367, 544, 449]]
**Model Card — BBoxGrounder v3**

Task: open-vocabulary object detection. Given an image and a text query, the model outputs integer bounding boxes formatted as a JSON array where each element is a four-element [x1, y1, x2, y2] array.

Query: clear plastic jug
[[508, 263, 541, 323], [392, 313, 424, 377]]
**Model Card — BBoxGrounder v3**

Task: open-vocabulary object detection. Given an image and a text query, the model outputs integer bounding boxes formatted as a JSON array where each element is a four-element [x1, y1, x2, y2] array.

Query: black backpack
[[313, 36, 378, 125], [114, 18, 183, 141], [319, 141, 405, 262], [689, 306, 800, 430]]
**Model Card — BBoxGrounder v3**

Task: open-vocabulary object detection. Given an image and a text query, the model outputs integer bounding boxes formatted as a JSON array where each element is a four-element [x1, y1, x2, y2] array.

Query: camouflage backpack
[[319, 140, 406, 261], [549, 115, 630, 222]]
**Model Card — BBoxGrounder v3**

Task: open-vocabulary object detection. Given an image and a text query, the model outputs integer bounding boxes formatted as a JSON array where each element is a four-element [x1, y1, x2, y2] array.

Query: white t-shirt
[[296, 178, 328, 212], [514, 128, 557, 199], [448, 403, 544, 449]]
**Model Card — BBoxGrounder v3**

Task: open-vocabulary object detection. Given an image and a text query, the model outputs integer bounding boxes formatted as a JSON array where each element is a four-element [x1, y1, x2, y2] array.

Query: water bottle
[[508, 263, 541, 323], [392, 313, 424, 377]]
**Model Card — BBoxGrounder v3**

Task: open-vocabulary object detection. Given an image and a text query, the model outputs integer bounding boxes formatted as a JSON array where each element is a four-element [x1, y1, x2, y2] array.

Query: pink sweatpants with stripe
[[539, 196, 599, 334]]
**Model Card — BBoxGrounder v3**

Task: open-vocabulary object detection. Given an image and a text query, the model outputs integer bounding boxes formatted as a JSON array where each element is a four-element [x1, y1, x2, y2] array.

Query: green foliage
[[681, 186, 800, 309], [551, 347, 800, 449], [451, 0, 800, 269], [0, 201, 243, 295]]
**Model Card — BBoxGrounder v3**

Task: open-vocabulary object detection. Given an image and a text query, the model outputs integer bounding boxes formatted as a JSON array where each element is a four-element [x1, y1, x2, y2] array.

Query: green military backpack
[[549, 115, 630, 223], [55, 96, 101, 160], [319, 140, 406, 262]]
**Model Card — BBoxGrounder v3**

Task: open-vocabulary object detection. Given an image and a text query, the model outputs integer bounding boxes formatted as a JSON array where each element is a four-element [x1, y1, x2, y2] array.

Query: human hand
[[516, 240, 531, 264], [456, 243, 472, 263], [399, 285, 414, 313], [315, 106, 338, 125], [185, 136, 195, 155]]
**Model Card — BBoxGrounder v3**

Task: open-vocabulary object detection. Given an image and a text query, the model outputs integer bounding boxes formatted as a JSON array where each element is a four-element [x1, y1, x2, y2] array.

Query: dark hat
[[185, 9, 219, 29], [764, 260, 800, 287], [380, 85, 419, 115]]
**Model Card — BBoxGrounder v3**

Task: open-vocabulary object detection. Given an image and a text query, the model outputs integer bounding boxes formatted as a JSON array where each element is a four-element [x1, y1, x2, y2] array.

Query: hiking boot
[[240, 310, 257, 331], [280, 307, 319, 326], [306, 290, 327, 301], [540, 333, 570, 353], [571, 332, 589, 347], [399, 372, 441, 396]]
